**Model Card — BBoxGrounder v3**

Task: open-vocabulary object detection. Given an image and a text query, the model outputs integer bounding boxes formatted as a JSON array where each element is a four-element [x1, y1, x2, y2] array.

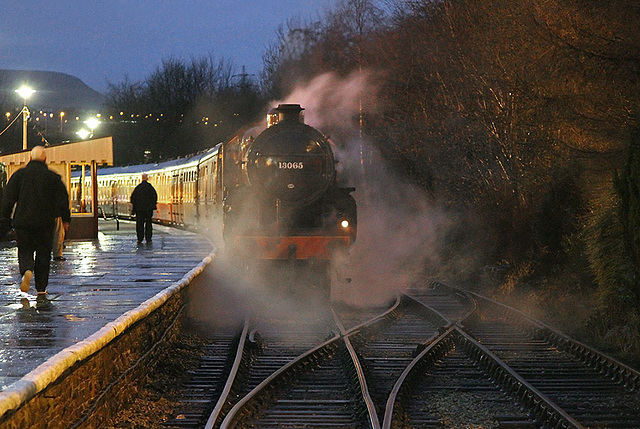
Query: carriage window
[[0, 163, 7, 190], [70, 163, 95, 213]]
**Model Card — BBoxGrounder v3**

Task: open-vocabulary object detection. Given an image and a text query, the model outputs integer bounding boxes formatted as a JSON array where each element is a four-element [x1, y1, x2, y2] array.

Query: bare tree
[[260, 18, 323, 98], [106, 55, 264, 163]]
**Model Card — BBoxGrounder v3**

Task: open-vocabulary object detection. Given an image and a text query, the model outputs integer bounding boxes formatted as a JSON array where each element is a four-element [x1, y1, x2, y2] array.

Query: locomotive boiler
[[222, 104, 357, 266]]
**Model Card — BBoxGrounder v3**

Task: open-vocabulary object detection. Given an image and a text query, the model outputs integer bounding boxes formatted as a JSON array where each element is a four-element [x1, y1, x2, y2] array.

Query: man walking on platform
[[130, 173, 157, 244], [0, 146, 70, 296]]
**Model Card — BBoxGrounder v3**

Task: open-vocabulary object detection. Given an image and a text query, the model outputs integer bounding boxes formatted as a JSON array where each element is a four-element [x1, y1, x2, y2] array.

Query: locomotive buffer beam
[[233, 235, 351, 260]]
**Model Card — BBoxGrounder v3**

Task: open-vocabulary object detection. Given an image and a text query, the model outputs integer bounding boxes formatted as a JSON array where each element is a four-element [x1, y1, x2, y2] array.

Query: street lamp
[[83, 118, 100, 138], [76, 129, 91, 140], [60, 111, 65, 132], [15, 85, 36, 150]]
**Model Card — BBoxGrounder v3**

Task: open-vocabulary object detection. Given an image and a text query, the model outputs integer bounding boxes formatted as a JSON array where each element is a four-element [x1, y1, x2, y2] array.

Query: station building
[[0, 137, 113, 239]]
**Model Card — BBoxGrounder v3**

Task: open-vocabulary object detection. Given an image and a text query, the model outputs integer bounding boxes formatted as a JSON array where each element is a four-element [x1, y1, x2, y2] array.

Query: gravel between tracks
[[103, 333, 207, 429]]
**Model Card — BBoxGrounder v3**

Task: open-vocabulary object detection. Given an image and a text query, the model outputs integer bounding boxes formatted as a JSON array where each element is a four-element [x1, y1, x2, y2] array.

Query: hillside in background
[[0, 69, 106, 111]]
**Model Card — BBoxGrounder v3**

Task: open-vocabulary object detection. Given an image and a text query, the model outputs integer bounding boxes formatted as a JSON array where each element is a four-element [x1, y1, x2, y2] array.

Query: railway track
[[216, 303, 377, 428], [343, 295, 449, 419], [463, 293, 640, 428], [160, 282, 640, 428], [161, 325, 242, 428]]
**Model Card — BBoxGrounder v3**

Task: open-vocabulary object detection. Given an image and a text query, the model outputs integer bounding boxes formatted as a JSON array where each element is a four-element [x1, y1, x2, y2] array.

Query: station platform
[[0, 219, 215, 392]]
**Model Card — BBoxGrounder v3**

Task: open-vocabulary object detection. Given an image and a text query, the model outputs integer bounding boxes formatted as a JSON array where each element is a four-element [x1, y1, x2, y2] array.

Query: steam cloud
[[189, 69, 450, 333], [278, 70, 379, 131], [278, 71, 449, 306]]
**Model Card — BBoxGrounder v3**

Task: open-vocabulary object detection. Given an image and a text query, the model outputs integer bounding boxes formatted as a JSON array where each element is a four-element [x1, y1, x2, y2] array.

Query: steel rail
[[332, 307, 381, 429], [427, 281, 640, 391], [467, 289, 640, 391], [383, 326, 584, 428], [426, 280, 478, 322], [219, 332, 342, 428], [338, 293, 450, 428], [403, 292, 452, 326], [382, 325, 457, 429], [203, 316, 251, 429], [340, 294, 402, 336], [219, 297, 409, 428], [453, 326, 584, 429]]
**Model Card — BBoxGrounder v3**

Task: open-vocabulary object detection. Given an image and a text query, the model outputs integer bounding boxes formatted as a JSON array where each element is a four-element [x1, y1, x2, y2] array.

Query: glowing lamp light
[[15, 84, 36, 150], [341, 220, 350, 229], [15, 85, 36, 100], [76, 129, 91, 139], [83, 118, 101, 138], [84, 118, 101, 130]]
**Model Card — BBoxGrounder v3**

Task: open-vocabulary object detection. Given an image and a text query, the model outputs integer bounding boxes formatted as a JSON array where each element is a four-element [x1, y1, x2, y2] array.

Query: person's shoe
[[36, 292, 51, 309], [21, 297, 30, 309], [20, 270, 33, 292], [53, 256, 66, 261]]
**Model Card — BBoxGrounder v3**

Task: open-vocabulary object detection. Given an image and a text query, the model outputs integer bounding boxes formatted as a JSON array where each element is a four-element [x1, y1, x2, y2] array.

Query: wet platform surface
[[0, 220, 214, 391]]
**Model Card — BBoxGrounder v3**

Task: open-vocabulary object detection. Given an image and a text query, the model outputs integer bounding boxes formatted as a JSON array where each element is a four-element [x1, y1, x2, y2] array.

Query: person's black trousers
[[15, 226, 54, 292], [135, 210, 154, 242]]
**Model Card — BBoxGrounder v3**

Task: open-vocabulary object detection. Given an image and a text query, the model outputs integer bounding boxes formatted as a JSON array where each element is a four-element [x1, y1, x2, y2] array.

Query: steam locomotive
[[77, 104, 357, 294]]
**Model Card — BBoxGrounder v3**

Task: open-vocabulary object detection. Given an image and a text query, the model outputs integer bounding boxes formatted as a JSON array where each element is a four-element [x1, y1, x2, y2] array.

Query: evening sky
[[0, 0, 336, 93]]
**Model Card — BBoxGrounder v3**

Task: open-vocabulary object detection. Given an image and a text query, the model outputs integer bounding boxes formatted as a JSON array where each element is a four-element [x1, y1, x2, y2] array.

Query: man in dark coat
[[130, 173, 157, 244], [0, 146, 71, 295]]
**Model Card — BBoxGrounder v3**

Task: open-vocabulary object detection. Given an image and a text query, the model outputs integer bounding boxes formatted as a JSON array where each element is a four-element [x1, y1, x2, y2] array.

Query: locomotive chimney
[[276, 104, 304, 123]]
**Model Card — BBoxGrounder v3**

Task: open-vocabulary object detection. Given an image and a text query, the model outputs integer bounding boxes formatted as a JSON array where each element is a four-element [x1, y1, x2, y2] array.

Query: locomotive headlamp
[[341, 219, 350, 229]]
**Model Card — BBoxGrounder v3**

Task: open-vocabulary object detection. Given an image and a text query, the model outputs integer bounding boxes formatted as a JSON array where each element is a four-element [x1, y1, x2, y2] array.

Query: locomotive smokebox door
[[246, 105, 336, 209]]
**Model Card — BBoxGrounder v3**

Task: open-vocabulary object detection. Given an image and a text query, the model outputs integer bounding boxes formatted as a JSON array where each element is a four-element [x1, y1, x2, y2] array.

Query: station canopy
[[0, 137, 113, 176], [0, 137, 114, 239]]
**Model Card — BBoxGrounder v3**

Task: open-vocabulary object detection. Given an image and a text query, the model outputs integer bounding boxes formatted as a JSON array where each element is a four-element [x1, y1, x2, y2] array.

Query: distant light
[[15, 85, 36, 100], [84, 118, 101, 130], [76, 129, 91, 139], [341, 220, 350, 229]]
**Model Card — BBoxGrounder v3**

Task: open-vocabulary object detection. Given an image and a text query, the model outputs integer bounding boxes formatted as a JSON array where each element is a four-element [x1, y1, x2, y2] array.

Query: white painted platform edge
[[0, 250, 216, 417]]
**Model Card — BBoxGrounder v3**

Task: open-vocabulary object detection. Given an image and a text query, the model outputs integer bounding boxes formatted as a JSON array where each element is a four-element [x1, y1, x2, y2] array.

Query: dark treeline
[[104, 56, 264, 163], [259, 0, 640, 357], [104, 0, 639, 357]]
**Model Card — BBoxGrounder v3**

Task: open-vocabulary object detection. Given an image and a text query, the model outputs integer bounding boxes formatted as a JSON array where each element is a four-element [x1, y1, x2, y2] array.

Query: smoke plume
[[276, 71, 450, 306]]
